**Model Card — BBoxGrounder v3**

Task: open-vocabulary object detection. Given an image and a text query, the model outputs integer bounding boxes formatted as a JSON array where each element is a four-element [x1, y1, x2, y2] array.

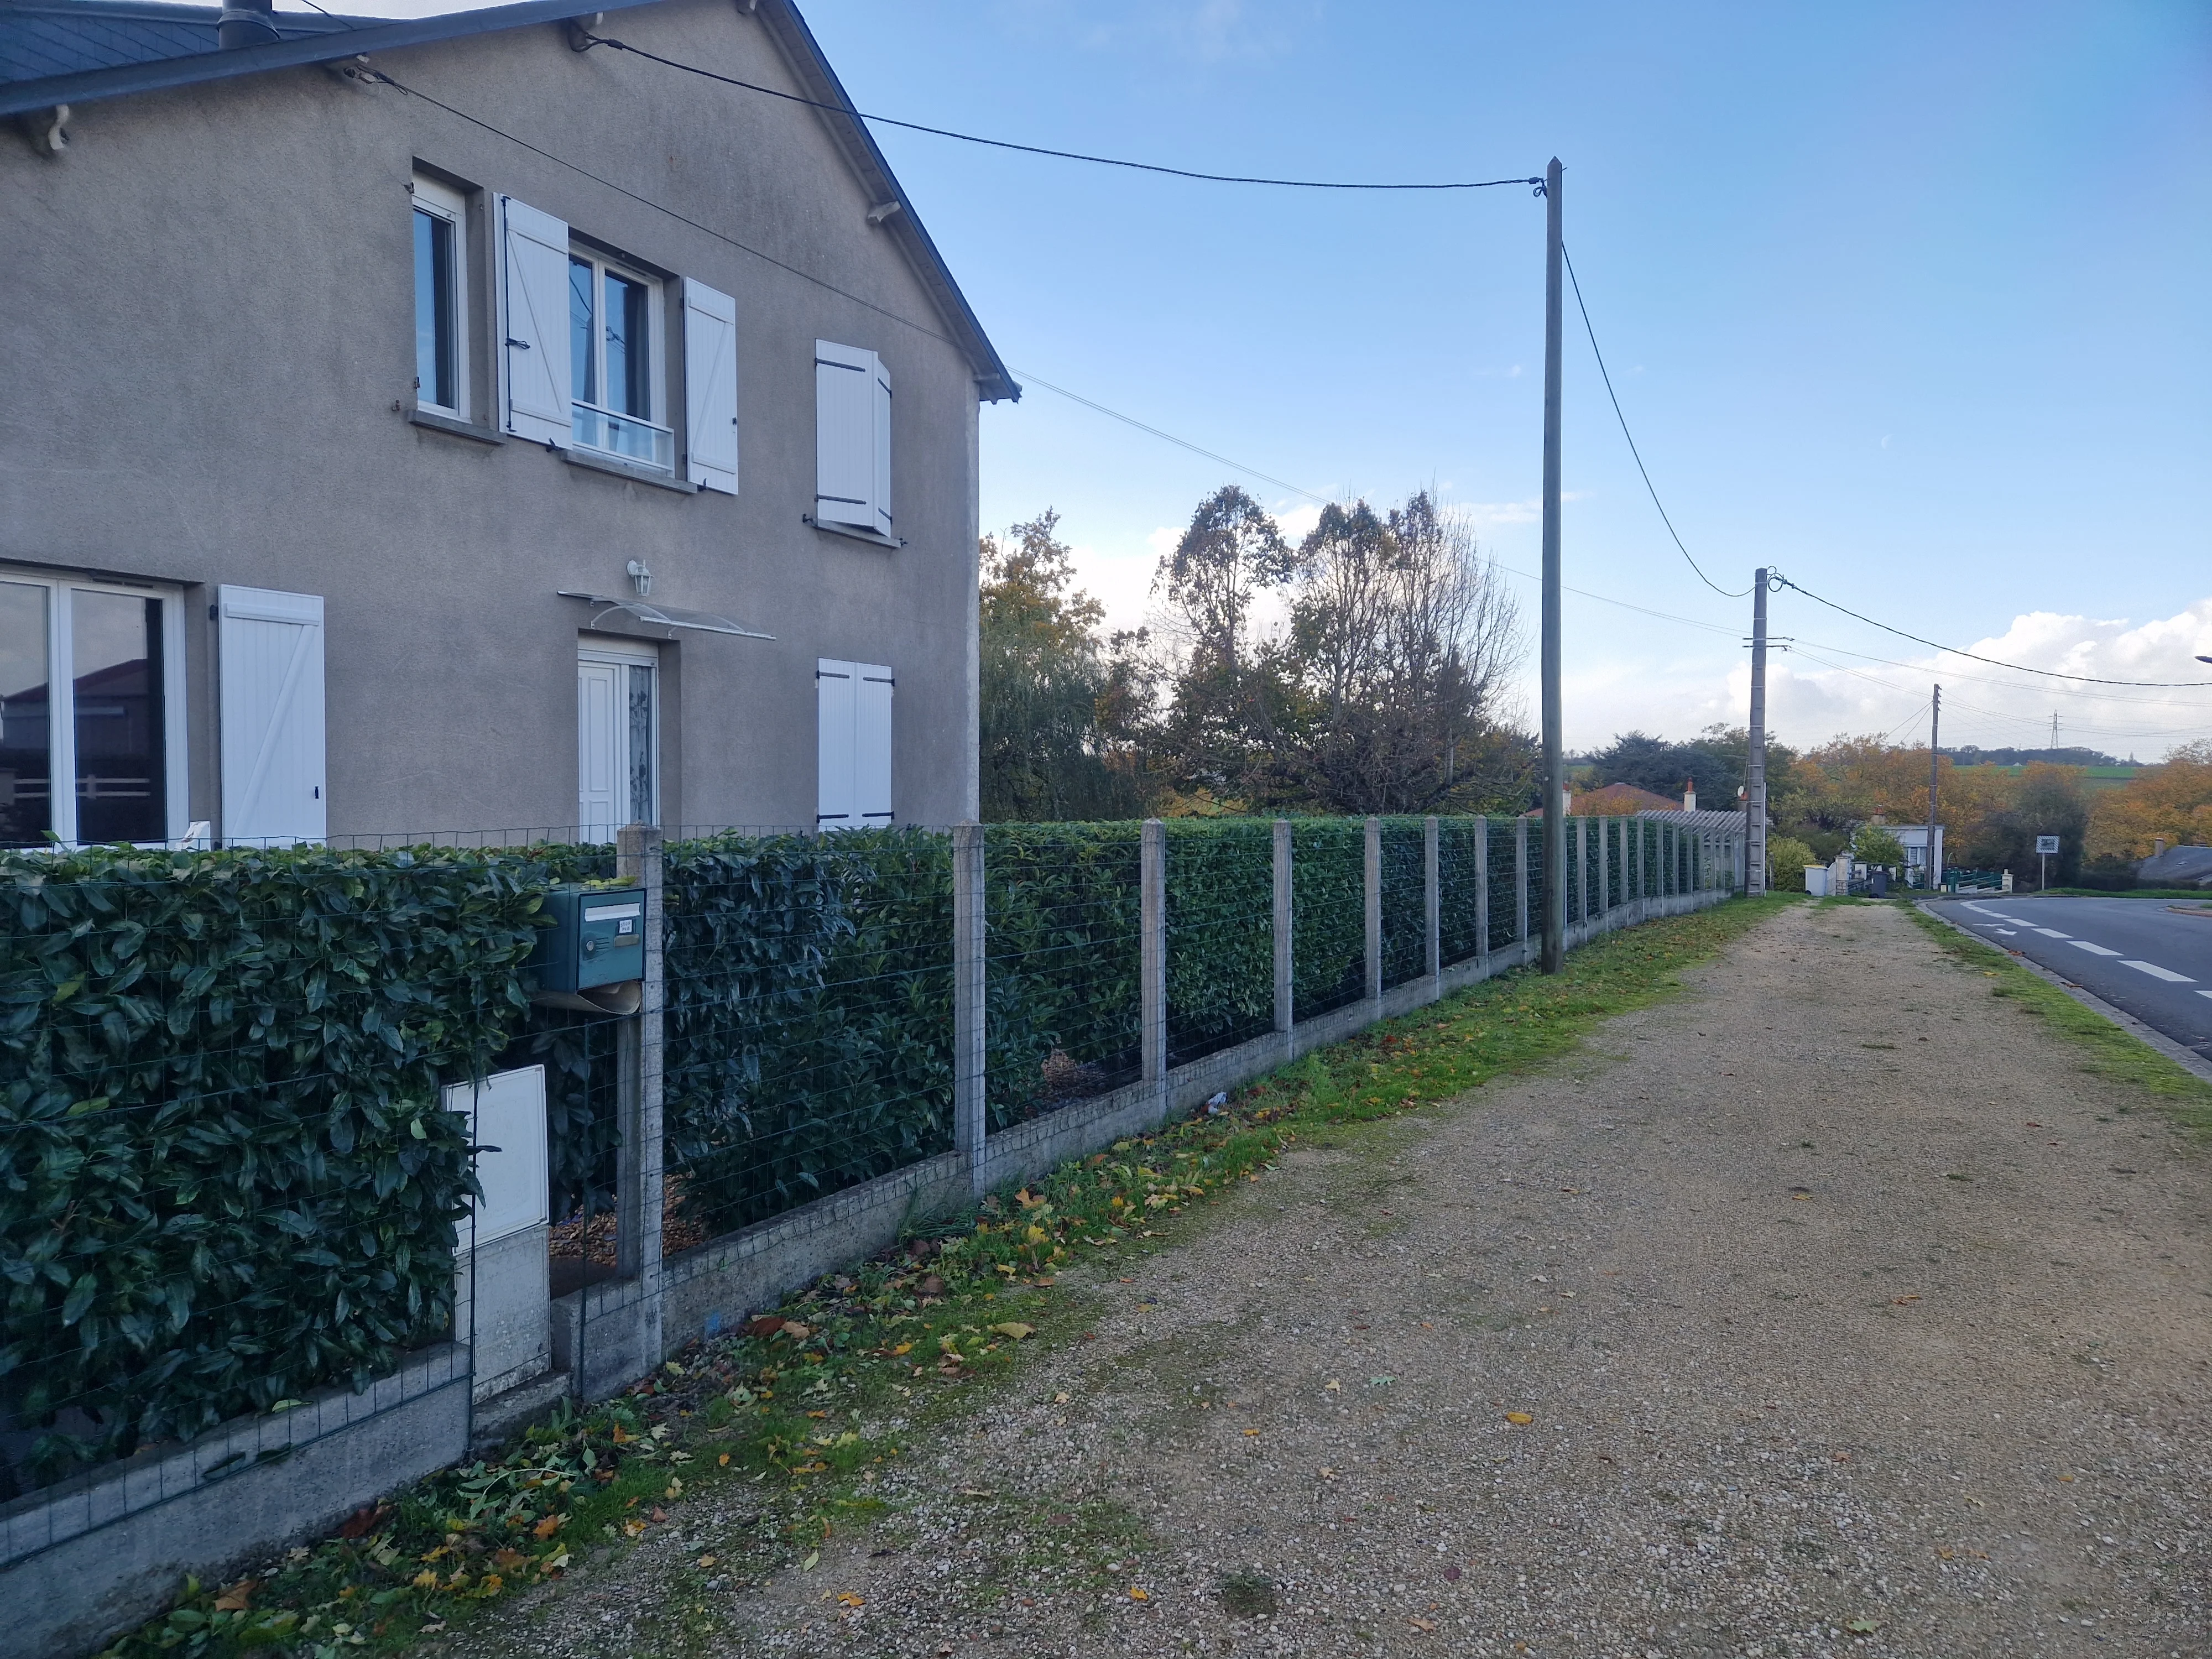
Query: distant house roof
[[1633, 808, 1753, 834], [2139, 845, 2212, 887], [0, 0, 1018, 401], [1573, 782, 1679, 816]]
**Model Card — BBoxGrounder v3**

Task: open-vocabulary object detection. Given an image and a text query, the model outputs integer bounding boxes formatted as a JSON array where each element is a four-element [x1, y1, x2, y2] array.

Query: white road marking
[[2032, 927, 2071, 938], [2122, 960, 2196, 984], [2069, 941, 2123, 957]]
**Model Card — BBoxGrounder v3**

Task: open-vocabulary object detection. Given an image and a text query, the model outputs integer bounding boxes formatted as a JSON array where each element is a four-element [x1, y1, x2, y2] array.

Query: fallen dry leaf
[[698, 1555, 717, 1568], [989, 1321, 1035, 1341], [1410, 1616, 1438, 1632], [1128, 1586, 1149, 1601], [837, 1592, 865, 1608], [533, 1514, 565, 1540], [211, 1581, 257, 1614], [1505, 1412, 1535, 1427]]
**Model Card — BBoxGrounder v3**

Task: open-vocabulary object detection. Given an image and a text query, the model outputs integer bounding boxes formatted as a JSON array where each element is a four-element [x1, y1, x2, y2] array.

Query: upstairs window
[[411, 175, 469, 417], [568, 250, 670, 473]]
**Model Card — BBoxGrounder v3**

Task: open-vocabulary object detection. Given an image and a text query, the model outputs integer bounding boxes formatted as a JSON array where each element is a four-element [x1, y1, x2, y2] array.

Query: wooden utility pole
[[1927, 686, 1942, 891], [1745, 568, 1769, 895], [1540, 156, 1566, 974]]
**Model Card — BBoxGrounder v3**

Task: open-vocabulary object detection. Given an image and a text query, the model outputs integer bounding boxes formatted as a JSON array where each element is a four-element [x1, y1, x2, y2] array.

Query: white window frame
[[0, 567, 189, 849], [578, 638, 661, 841], [568, 246, 672, 474], [410, 174, 471, 420]]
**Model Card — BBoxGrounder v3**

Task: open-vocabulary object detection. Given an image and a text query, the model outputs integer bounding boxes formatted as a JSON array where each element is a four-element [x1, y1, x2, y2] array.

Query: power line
[[1010, 372, 1328, 504], [1559, 245, 1751, 601], [1772, 574, 2212, 690], [582, 34, 1543, 193]]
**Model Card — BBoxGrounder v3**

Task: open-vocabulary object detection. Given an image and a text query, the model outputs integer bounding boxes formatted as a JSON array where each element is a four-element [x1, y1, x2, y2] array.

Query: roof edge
[[0, 0, 667, 118], [754, 0, 1017, 403]]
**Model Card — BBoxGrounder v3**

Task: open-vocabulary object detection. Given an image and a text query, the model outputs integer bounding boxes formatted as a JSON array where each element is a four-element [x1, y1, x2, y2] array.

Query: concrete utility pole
[[1745, 568, 1769, 895], [1927, 686, 1942, 891], [1540, 155, 1567, 974]]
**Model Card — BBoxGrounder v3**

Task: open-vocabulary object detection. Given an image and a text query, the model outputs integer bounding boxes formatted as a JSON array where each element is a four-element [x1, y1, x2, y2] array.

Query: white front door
[[578, 641, 658, 841]]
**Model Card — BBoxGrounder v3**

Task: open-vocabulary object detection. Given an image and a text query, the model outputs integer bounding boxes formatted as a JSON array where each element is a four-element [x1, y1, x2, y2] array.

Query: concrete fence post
[[1423, 816, 1441, 992], [1598, 816, 1611, 920], [1141, 818, 1167, 1110], [1364, 816, 1384, 1004], [1475, 816, 1491, 970], [952, 821, 988, 1196], [613, 824, 664, 1336], [1515, 815, 1530, 946], [1272, 819, 1294, 1061]]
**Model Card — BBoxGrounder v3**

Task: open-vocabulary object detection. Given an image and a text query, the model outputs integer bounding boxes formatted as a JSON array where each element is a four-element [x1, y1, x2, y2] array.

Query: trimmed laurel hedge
[[6, 815, 1674, 1494], [0, 846, 547, 1493]]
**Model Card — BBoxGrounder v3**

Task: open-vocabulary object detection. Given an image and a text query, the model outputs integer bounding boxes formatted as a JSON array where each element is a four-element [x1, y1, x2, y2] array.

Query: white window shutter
[[816, 659, 855, 827], [499, 195, 572, 446], [855, 664, 893, 823], [218, 586, 326, 846], [815, 340, 876, 529], [682, 279, 739, 494], [870, 356, 893, 540]]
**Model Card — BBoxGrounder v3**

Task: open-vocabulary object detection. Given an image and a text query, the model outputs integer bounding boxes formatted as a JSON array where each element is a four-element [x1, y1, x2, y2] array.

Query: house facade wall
[[0, 0, 984, 840]]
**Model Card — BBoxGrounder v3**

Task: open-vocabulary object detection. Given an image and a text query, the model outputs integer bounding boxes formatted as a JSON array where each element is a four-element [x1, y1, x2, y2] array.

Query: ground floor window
[[578, 640, 658, 841], [0, 572, 184, 847]]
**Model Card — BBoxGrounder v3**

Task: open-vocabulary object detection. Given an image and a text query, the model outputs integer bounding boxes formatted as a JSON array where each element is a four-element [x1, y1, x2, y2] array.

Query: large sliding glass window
[[0, 582, 52, 846], [0, 573, 181, 848]]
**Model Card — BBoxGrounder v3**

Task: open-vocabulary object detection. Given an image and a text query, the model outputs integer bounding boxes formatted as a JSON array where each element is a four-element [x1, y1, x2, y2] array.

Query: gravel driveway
[[505, 899, 2211, 1658]]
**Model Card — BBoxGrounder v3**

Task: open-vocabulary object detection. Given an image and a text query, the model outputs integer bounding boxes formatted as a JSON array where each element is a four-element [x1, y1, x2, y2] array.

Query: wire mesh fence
[[3, 810, 1741, 1508]]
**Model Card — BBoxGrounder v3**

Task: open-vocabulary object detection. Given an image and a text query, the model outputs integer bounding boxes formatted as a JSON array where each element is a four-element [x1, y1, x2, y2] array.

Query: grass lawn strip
[[1903, 901, 2212, 1137], [95, 894, 1796, 1659]]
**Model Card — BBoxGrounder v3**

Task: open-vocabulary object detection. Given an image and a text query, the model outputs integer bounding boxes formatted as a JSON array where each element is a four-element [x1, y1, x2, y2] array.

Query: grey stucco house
[[1, 0, 1015, 847]]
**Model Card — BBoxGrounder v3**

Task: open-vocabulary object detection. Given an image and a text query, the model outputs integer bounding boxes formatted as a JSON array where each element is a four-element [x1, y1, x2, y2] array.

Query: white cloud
[[1559, 597, 2212, 760]]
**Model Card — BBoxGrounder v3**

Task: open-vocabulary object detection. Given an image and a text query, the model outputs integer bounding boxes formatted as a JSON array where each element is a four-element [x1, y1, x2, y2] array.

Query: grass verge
[[1905, 902, 2212, 1138], [95, 894, 1794, 1659]]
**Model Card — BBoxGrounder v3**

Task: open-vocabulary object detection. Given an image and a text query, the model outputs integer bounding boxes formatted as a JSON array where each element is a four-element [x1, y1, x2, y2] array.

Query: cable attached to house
[[578, 33, 1543, 193]]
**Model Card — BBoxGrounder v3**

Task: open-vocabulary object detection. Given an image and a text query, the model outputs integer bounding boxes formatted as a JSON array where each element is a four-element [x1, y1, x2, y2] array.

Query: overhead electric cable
[[1559, 246, 1750, 601], [1772, 575, 2212, 690], [581, 34, 1542, 192], [1009, 372, 1328, 504]]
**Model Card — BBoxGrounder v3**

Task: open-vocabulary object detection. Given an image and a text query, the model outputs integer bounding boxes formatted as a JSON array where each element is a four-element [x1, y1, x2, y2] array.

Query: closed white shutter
[[815, 340, 876, 529], [499, 195, 572, 446], [682, 279, 739, 494], [869, 355, 893, 539], [816, 659, 855, 826], [855, 664, 893, 823], [218, 586, 326, 846]]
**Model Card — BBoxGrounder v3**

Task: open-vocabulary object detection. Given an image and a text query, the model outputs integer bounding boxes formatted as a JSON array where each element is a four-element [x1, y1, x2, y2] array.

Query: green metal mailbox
[[526, 884, 645, 994]]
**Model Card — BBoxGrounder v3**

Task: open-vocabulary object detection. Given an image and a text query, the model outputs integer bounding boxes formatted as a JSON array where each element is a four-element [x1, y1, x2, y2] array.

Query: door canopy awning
[[557, 591, 773, 639]]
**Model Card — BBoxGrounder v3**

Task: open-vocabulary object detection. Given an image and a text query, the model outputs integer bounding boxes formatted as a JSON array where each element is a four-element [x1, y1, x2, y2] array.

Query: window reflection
[[569, 255, 597, 406], [606, 272, 649, 419], [0, 582, 50, 847], [413, 208, 457, 410], [71, 591, 164, 844]]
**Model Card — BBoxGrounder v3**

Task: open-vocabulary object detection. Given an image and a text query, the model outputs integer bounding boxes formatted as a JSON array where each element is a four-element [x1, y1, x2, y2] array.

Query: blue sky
[[337, 0, 2212, 756]]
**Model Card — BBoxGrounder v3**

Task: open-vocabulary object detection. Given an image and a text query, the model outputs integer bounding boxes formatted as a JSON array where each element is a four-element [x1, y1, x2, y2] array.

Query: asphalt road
[[1933, 894, 2212, 1063]]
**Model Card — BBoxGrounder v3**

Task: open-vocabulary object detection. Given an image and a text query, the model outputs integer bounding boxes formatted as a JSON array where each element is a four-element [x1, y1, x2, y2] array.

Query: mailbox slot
[[526, 883, 646, 995]]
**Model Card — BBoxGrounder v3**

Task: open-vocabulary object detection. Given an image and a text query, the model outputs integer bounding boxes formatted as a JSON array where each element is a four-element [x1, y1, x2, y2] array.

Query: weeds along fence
[[2, 811, 1737, 1648]]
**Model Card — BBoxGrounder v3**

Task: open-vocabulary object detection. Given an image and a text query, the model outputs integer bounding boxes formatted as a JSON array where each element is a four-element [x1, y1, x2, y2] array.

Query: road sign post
[[2036, 834, 2060, 891]]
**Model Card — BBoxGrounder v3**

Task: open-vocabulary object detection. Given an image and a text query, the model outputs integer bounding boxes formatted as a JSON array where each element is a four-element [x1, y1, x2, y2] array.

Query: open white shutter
[[499, 195, 571, 446], [682, 279, 739, 494], [854, 664, 893, 823], [815, 340, 875, 529], [816, 659, 855, 827], [218, 586, 325, 846], [869, 356, 892, 539]]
